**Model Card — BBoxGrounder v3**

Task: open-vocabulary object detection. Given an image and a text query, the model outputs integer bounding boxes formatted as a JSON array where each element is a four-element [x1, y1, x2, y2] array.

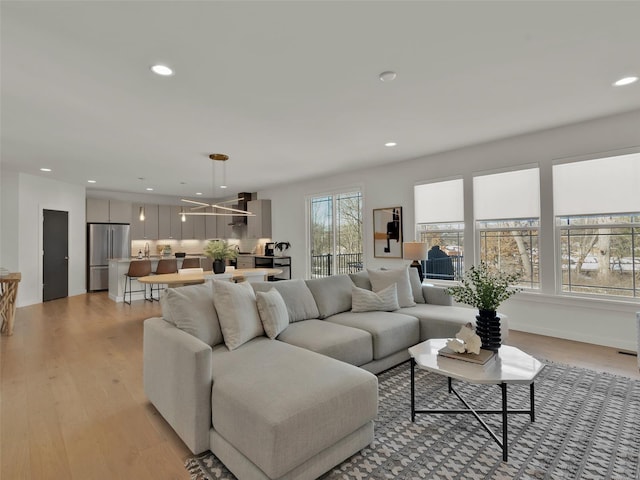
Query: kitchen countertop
[[237, 254, 290, 258], [110, 255, 207, 263]]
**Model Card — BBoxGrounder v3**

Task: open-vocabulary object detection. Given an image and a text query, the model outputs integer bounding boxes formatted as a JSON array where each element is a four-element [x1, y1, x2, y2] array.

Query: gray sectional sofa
[[143, 267, 508, 480]]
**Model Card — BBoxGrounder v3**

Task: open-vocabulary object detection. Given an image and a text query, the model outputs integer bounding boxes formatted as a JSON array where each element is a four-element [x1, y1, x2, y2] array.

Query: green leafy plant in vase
[[446, 262, 522, 351], [204, 240, 238, 274]]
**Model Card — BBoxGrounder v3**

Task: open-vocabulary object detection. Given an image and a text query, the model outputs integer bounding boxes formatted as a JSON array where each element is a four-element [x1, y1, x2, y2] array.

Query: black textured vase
[[213, 259, 226, 274], [475, 309, 501, 351]]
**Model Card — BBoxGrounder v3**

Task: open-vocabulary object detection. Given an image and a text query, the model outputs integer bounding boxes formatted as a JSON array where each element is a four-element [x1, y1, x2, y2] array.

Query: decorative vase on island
[[475, 309, 502, 351], [213, 259, 226, 274]]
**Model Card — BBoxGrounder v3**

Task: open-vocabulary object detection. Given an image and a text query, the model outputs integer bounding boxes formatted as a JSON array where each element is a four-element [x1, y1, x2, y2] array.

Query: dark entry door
[[43, 209, 69, 301]]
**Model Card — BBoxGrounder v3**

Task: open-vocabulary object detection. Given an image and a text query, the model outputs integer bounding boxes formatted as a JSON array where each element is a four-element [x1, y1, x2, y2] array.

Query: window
[[414, 179, 464, 280], [554, 153, 640, 298], [309, 191, 362, 278], [474, 168, 540, 288]]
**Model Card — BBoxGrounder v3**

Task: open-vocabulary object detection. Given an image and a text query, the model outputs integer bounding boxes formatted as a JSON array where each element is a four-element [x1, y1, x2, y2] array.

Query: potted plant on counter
[[446, 262, 522, 351], [204, 240, 238, 274], [274, 241, 291, 256]]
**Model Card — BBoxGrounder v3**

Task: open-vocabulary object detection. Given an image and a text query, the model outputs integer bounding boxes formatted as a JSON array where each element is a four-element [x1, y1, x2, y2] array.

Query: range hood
[[229, 192, 253, 226]]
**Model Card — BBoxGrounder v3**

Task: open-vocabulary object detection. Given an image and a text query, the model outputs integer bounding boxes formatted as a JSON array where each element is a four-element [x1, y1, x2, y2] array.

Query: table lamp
[[403, 242, 428, 282]]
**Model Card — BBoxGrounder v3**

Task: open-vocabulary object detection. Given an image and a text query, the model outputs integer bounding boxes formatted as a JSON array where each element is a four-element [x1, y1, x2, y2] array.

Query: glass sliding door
[[309, 191, 362, 278]]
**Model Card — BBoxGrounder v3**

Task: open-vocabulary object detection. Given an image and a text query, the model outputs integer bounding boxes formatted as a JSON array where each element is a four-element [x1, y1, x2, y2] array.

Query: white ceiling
[[2, 1, 640, 198]]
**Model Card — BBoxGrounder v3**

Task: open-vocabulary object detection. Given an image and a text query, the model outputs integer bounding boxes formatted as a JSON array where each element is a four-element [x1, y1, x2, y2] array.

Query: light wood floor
[[2, 292, 638, 479]]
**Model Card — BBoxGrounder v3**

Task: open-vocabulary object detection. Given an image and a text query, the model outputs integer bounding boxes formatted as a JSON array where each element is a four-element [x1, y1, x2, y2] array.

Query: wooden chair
[[124, 260, 152, 305], [180, 257, 201, 269], [151, 258, 178, 300]]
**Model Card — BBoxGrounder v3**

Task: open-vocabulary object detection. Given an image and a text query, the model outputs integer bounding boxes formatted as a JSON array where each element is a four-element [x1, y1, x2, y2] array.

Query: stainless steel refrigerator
[[87, 223, 130, 291]]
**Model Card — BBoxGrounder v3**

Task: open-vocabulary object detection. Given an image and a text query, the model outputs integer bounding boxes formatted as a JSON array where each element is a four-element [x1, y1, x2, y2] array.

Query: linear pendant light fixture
[[180, 154, 254, 217]]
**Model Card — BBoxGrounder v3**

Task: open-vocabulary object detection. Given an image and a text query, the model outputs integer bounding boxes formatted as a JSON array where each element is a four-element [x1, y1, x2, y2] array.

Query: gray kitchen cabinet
[[181, 210, 205, 239], [247, 199, 272, 239], [171, 207, 184, 239], [109, 200, 131, 223], [216, 213, 235, 239], [158, 205, 171, 239], [205, 208, 218, 238], [159, 206, 183, 239], [236, 255, 255, 269], [193, 213, 206, 239], [131, 203, 159, 240], [86, 198, 131, 223], [86, 198, 109, 222]]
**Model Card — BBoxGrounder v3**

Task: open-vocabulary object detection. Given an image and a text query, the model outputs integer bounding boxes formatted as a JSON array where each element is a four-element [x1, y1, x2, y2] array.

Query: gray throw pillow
[[160, 283, 223, 346], [367, 267, 416, 308], [351, 284, 399, 312], [408, 266, 426, 303], [349, 270, 372, 290], [212, 280, 264, 350], [256, 289, 289, 339], [305, 274, 353, 319], [251, 279, 320, 322]]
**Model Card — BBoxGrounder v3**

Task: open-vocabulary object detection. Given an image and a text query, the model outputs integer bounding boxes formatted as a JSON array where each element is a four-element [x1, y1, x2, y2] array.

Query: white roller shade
[[553, 153, 640, 216], [414, 179, 464, 224], [474, 168, 540, 220]]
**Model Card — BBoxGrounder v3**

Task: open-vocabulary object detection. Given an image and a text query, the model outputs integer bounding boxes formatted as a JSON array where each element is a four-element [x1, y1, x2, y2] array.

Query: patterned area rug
[[185, 362, 640, 480]]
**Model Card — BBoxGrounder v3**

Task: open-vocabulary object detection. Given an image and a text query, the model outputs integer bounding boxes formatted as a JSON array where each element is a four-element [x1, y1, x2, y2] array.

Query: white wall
[[259, 109, 640, 351], [0, 169, 20, 272], [10, 173, 87, 307]]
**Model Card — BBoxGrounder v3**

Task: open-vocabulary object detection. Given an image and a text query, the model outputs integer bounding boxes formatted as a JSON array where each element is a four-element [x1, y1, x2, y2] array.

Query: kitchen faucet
[[144, 242, 150, 258]]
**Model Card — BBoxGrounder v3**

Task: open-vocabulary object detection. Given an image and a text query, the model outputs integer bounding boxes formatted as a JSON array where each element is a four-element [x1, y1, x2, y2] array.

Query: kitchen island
[[108, 256, 207, 303]]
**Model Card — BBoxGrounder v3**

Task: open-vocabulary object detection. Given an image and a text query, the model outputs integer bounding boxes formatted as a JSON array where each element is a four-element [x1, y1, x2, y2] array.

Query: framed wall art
[[373, 206, 403, 258]]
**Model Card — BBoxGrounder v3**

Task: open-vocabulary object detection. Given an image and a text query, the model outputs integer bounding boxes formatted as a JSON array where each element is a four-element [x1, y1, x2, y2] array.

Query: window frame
[[306, 187, 363, 279], [476, 217, 540, 289], [555, 213, 639, 299]]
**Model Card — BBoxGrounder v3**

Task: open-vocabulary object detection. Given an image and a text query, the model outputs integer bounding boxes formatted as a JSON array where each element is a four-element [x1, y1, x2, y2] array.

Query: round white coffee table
[[408, 338, 545, 461]]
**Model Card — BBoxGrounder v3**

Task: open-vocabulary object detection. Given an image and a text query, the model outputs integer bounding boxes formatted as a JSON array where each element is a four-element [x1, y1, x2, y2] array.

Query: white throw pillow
[[212, 280, 264, 350], [351, 284, 399, 313], [255, 289, 289, 339], [367, 267, 416, 308]]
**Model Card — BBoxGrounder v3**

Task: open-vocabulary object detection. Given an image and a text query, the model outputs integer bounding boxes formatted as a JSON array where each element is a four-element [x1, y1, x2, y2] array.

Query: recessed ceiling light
[[150, 64, 174, 76], [40, 168, 52, 172], [146, 187, 154, 191], [195, 192, 203, 196], [379, 71, 397, 82], [385, 142, 397, 147], [87, 180, 96, 183], [613, 76, 638, 86], [220, 185, 228, 189]]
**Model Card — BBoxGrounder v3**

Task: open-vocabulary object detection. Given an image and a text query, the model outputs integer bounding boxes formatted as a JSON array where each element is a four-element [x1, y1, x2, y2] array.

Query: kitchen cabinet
[[193, 213, 206, 239], [205, 208, 218, 238], [172, 207, 185, 239], [131, 203, 159, 240], [247, 199, 272, 239], [181, 211, 205, 239], [86, 198, 131, 223], [109, 200, 131, 223], [254, 255, 291, 280], [236, 256, 255, 269], [216, 213, 239, 240], [158, 205, 183, 239]]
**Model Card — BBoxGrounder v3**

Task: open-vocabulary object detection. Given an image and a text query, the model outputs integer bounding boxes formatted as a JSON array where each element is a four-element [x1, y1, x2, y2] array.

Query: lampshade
[[403, 242, 428, 261]]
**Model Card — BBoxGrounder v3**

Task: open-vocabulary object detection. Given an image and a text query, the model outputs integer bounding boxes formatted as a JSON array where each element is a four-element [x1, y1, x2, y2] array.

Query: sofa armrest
[[422, 285, 453, 306], [143, 317, 213, 454]]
